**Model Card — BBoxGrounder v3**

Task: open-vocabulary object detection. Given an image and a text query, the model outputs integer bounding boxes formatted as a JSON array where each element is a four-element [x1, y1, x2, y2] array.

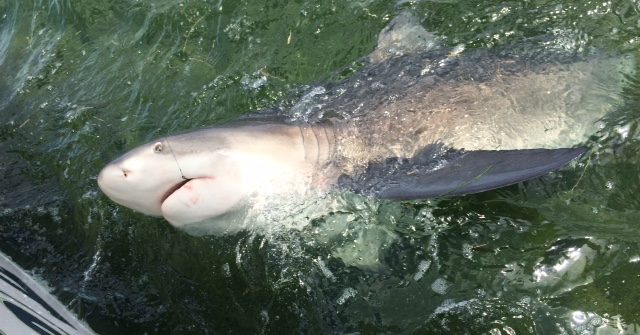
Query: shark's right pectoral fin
[[344, 147, 586, 200]]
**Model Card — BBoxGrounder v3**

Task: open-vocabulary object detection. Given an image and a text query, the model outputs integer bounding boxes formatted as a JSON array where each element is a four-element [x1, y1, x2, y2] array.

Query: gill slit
[[310, 126, 320, 165], [298, 126, 307, 161], [165, 138, 188, 180]]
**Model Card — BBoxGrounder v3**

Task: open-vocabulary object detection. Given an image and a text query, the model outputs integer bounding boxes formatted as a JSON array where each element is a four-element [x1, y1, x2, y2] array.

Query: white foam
[[413, 260, 431, 281], [431, 278, 450, 295], [336, 287, 357, 305]]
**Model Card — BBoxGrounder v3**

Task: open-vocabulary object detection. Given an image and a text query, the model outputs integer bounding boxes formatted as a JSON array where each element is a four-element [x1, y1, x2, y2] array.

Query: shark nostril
[[122, 169, 130, 178]]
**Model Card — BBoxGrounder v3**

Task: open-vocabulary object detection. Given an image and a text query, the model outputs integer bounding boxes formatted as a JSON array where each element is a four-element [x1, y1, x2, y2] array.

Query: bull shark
[[97, 13, 632, 233]]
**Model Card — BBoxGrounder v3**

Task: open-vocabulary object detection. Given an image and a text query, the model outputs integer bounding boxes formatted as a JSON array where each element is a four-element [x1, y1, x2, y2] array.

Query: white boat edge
[[0, 251, 95, 335]]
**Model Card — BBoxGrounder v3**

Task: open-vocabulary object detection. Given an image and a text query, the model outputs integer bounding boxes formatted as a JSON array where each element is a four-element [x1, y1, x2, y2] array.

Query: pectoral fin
[[342, 146, 586, 200]]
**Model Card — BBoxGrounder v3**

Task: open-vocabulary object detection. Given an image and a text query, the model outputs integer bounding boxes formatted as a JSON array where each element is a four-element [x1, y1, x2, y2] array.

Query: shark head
[[98, 139, 187, 217], [96, 126, 304, 227]]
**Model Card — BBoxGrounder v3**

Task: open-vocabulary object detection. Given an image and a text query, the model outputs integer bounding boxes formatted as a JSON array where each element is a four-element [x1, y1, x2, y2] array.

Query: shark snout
[[97, 164, 128, 192], [96, 157, 172, 217]]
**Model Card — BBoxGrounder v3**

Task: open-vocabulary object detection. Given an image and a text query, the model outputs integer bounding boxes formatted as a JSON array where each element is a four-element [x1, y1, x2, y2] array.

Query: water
[[1, 0, 640, 333]]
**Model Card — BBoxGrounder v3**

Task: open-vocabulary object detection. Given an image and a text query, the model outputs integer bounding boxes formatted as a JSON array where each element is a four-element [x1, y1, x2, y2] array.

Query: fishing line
[[164, 138, 188, 180]]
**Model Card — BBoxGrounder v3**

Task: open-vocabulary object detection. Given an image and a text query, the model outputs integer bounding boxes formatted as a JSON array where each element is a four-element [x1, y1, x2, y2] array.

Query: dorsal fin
[[369, 11, 439, 64]]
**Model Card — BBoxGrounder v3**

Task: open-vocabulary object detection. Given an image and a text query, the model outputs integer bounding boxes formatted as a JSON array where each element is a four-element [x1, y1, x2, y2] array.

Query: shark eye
[[153, 142, 163, 153]]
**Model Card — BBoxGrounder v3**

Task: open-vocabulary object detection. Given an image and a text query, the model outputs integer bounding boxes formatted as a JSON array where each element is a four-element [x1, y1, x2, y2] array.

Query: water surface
[[1, 0, 640, 333]]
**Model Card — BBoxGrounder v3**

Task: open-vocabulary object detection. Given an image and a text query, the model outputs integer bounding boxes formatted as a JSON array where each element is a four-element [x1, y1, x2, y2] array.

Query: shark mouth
[[160, 179, 192, 205]]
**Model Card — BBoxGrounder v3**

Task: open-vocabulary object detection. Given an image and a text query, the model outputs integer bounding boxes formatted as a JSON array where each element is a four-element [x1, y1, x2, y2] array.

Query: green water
[[1, 0, 640, 333]]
